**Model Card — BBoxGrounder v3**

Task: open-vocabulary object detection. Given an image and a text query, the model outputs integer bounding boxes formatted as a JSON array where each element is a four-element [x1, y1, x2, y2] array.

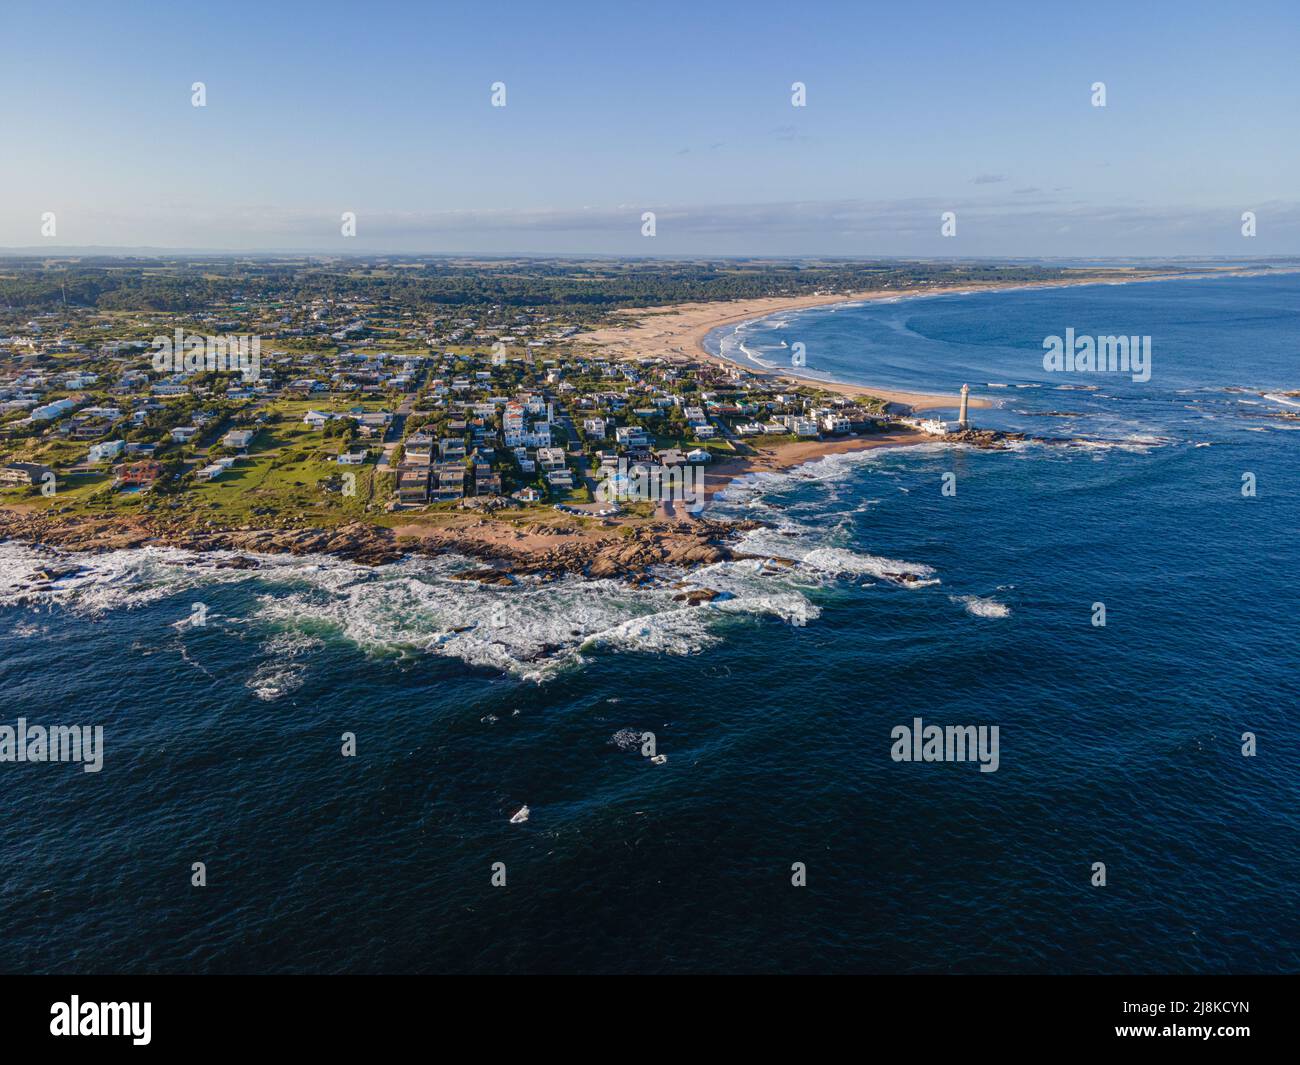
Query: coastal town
[[0, 255, 1148, 577], [0, 268, 970, 578]]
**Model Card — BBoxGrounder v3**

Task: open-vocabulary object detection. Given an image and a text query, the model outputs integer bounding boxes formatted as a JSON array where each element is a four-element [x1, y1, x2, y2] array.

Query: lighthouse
[[957, 383, 970, 430]]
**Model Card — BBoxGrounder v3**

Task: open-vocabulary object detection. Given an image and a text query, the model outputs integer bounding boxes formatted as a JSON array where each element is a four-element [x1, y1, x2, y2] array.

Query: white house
[[195, 458, 236, 482], [615, 425, 650, 447], [31, 398, 76, 421], [403, 432, 435, 462], [537, 446, 567, 472], [88, 440, 125, 463]]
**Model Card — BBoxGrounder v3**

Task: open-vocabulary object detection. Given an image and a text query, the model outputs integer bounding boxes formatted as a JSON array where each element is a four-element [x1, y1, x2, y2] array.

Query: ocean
[[2, 272, 1297, 974]]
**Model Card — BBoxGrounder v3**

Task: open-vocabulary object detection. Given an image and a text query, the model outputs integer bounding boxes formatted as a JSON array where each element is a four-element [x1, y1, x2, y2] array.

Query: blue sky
[[2, 0, 1298, 255]]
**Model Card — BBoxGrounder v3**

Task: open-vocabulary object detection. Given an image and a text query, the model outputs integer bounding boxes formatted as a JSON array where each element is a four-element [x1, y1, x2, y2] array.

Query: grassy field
[[1, 390, 747, 531], [170, 397, 390, 525], [1, 395, 395, 526]]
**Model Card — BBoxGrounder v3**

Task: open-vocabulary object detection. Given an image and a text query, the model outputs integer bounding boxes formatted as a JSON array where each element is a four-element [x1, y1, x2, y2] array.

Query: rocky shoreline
[[0, 428, 1072, 585], [0, 508, 767, 582]]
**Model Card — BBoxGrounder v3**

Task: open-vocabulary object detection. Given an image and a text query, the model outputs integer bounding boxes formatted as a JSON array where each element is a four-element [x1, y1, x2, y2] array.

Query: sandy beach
[[699, 431, 924, 501], [650, 430, 930, 521], [579, 266, 1284, 413], [580, 286, 977, 410]]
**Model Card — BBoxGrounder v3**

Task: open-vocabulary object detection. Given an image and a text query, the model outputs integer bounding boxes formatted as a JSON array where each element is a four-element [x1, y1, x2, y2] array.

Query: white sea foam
[[246, 660, 307, 701], [610, 728, 642, 751], [0, 438, 969, 679], [0, 541, 826, 681], [0, 542, 266, 615], [248, 560, 738, 679], [799, 547, 939, 586], [1066, 434, 1170, 454], [737, 340, 781, 370], [713, 443, 945, 506], [262, 630, 325, 657], [707, 453, 945, 590], [952, 594, 1012, 619]]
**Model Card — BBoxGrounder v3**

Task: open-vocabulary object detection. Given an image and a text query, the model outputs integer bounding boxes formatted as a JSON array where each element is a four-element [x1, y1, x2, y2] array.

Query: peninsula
[[0, 256, 1254, 582]]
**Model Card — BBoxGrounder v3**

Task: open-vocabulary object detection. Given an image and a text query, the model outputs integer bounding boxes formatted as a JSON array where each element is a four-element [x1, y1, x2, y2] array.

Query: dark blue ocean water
[[2, 274, 1297, 973]]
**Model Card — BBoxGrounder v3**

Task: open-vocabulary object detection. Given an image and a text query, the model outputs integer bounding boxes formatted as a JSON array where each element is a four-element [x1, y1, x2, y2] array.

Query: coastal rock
[[672, 588, 721, 605], [945, 428, 1027, 449], [36, 564, 84, 581], [0, 507, 758, 585], [449, 568, 515, 586], [883, 571, 925, 584], [213, 555, 260, 570], [662, 542, 726, 566]]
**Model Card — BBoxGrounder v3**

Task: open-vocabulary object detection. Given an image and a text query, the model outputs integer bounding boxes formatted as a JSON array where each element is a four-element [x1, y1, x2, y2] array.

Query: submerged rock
[[449, 568, 515, 586], [36, 564, 83, 581], [213, 555, 260, 570]]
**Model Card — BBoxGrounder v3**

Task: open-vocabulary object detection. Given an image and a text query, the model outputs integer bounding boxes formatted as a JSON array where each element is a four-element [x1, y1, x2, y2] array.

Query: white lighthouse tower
[[957, 383, 970, 430]]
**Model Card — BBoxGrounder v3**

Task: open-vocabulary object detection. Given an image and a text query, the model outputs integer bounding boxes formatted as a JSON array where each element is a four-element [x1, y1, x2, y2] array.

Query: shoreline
[[580, 265, 1293, 412], [0, 432, 940, 579], [0, 505, 748, 579], [698, 430, 928, 506]]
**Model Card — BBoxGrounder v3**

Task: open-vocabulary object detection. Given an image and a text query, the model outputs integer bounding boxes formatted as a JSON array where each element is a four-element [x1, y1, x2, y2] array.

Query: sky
[[2, 0, 1298, 256]]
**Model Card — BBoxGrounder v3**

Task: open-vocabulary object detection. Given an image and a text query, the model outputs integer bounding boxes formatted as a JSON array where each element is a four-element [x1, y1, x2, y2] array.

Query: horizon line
[[4, 248, 1300, 263]]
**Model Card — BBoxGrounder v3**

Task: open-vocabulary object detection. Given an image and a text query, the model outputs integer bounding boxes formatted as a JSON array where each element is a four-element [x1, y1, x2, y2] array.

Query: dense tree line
[[0, 256, 1089, 316]]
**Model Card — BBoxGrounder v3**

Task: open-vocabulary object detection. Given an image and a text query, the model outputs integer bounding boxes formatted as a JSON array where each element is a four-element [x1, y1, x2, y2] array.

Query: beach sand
[[700, 431, 924, 499], [578, 266, 1284, 413], [579, 286, 979, 410]]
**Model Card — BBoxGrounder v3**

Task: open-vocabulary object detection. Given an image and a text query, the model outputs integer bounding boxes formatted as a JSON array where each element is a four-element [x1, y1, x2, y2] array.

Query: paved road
[[377, 369, 427, 471]]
